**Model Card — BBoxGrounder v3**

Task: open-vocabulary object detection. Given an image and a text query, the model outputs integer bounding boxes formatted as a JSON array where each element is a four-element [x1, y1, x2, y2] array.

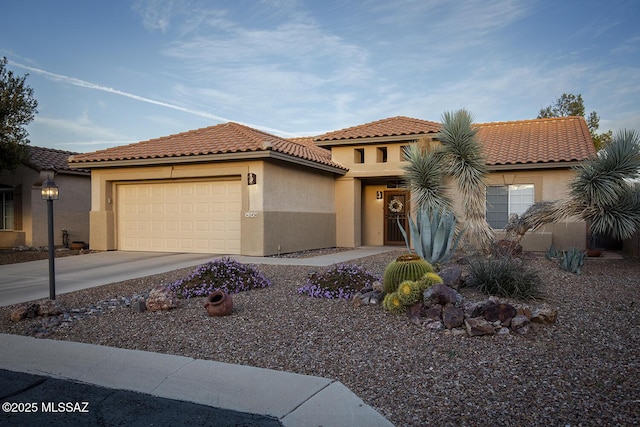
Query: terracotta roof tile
[[69, 122, 347, 171], [314, 116, 441, 141], [315, 115, 595, 166], [476, 116, 596, 166], [26, 146, 89, 174]]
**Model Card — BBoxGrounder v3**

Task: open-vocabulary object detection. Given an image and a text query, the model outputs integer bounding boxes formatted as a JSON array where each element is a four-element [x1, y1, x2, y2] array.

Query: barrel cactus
[[382, 254, 434, 294], [416, 272, 444, 291], [382, 292, 405, 314], [396, 280, 423, 305]]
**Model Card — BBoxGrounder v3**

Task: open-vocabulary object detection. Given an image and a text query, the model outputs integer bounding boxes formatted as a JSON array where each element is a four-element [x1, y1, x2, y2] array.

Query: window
[[486, 184, 534, 229], [376, 147, 387, 163], [0, 187, 14, 230], [354, 148, 364, 164]]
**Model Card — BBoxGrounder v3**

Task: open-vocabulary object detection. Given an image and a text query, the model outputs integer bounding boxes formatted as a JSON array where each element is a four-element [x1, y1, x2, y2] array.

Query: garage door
[[117, 180, 241, 254]]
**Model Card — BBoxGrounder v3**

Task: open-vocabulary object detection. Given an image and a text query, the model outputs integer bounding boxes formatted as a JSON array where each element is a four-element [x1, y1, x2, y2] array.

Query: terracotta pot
[[204, 290, 233, 317], [70, 241, 85, 250], [586, 249, 601, 257]]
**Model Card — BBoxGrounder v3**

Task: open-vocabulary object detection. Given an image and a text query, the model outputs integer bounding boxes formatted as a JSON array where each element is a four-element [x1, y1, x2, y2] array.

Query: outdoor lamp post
[[41, 177, 59, 300]]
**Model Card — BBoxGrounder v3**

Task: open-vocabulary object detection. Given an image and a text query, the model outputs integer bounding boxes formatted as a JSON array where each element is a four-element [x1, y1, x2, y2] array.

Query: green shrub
[[465, 256, 542, 300]]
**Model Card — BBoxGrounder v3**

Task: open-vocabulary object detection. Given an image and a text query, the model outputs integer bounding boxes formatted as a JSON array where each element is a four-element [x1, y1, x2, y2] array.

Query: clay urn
[[204, 290, 233, 317]]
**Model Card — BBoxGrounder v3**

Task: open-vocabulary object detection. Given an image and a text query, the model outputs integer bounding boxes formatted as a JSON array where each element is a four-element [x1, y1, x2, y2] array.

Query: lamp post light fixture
[[41, 177, 59, 300]]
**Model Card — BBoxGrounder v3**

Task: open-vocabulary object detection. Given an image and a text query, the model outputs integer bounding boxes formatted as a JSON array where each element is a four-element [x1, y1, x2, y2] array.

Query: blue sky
[[3, 0, 639, 153]]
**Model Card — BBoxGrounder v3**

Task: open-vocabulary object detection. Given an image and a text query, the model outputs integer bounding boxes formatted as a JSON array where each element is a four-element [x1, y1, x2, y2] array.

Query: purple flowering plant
[[297, 263, 379, 299], [167, 257, 272, 299]]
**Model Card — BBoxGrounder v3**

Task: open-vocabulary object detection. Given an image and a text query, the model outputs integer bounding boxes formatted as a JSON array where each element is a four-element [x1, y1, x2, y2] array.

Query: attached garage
[[117, 180, 241, 254]]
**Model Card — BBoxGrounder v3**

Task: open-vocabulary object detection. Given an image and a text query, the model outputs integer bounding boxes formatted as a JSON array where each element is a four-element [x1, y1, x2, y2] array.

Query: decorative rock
[[497, 327, 511, 335], [531, 306, 558, 324], [483, 303, 516, 325], [133, 300, 147, 313], [425, 320, 445, 330], [423, 283, 463, 307], [407, 302, 425, 325], [517, 306, 532, 319], [438, 266, 464, 291], [38, 300, 64, 316], [146, 287, 178, 311], [442, 304, 465, 329], [510, 314, 530, 334], [464, 317, 496, 336], [424, 304, 443, 322], [10, 304, 39, 322]]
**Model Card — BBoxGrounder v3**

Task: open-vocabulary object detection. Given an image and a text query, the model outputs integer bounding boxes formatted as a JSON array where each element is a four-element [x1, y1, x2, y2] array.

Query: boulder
[[483, 303, 517, 325], [10, 304, 39, 322], [438, 266, 464, 290], [442, 304, 465, 329], [423, 283, 463, 307], [531, 306, 558, 324], [146, 287, 178, 311], [407, 302, 425, 325], [424, 304, 443, 322], [464, 317, 496, 336]]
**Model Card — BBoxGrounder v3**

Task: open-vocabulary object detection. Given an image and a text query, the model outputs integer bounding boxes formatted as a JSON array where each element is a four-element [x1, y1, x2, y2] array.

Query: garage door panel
[[118, 180, 241, 254]]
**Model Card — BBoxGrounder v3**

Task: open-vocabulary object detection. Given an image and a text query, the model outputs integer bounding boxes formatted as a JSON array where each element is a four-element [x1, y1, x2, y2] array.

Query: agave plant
[[397, 206, 463, 264]]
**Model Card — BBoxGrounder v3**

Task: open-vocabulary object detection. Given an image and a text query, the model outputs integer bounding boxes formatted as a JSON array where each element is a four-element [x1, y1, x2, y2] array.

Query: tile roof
[[69, 122, 347, 171], [315, 115, 595, 166], [26, 146, 89, 174], [315, 116, 441, 141], [476, 116, 596, 166]]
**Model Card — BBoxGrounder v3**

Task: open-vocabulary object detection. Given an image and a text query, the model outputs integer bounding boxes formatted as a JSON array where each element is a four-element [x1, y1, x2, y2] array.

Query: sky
[[2, 0, 640, 154]]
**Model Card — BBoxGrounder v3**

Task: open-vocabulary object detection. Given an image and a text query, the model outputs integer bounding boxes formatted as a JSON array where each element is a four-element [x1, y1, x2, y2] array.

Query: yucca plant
[[506, 129, 640, 242], [403, 109, 494, 252]]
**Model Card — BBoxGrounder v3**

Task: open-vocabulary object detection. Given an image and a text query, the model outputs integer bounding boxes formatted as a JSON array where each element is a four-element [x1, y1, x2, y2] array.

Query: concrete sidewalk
[[0, 334, 393, 426], [0, 247, 398, 426]]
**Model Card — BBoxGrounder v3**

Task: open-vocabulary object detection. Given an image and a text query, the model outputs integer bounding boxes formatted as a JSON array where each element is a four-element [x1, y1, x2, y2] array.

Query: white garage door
[[117, 180, 241, 254]]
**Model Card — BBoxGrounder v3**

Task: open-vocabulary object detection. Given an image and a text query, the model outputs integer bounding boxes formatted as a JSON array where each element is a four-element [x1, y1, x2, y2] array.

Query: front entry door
[[384, 191, 409, 246]]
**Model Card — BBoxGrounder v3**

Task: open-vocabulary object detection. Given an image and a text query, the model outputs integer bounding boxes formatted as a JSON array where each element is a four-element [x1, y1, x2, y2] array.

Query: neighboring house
[[68, 116, 595, 256], [0, 146, 91, 249]]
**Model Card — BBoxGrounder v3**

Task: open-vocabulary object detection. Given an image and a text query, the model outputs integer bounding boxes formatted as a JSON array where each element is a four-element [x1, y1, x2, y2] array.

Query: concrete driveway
[[0, 251, 217, 307]]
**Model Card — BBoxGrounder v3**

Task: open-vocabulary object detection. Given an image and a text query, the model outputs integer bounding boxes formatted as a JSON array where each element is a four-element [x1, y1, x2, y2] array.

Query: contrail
[[9, 60, 295, 137]]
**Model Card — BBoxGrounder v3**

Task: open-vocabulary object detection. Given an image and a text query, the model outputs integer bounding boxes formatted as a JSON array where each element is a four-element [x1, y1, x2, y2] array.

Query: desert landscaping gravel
[[1, 249, 639, 426]]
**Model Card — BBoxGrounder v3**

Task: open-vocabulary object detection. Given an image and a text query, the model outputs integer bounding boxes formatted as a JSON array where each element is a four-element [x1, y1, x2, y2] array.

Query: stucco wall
[[87, 160, 337, 256], [257, 161, 336, 255], [0, 165, 90, 248], [330, 138, 587, 251]]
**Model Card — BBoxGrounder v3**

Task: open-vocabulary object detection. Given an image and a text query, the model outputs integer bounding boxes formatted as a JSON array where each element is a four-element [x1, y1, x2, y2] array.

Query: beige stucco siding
[[329, 138, 587, 251], [87, 159, 337, 256], [0, 165, 90, 248], [256, 161, 337, 255]]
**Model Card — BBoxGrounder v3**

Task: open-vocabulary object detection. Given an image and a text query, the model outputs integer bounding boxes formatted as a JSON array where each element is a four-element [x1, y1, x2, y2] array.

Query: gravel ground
[[1, 249, 639, 426]]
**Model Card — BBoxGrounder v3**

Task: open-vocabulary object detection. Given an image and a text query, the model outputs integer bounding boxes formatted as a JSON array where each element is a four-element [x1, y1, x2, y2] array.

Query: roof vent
[[262, 141, 273, 150]]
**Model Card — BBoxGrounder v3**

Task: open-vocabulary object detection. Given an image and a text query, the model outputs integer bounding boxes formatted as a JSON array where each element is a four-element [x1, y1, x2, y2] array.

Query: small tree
[[538, 93, 612, 150], [0, 57, 38, 173]]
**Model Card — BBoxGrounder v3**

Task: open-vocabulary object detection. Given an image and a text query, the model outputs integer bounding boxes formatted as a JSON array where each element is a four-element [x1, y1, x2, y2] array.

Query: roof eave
[[488, 160, 586, 171], [315, 133, 436, 147], [68, 151, 348, 175]]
